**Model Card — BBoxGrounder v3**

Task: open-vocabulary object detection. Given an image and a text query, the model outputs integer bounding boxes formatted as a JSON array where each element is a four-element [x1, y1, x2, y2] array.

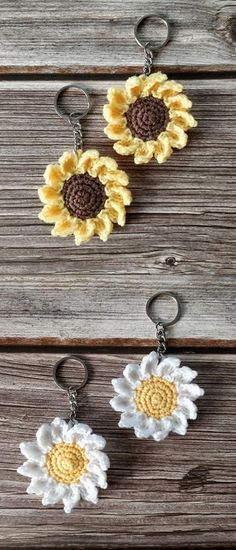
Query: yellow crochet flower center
[[135, 376, 177, 420], [46, 443, 88, 484]]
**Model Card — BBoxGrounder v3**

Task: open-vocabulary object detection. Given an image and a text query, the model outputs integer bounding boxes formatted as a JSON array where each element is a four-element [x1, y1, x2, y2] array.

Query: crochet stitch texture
[[38, 149, 132, 245], [103, 72, 197, 164]]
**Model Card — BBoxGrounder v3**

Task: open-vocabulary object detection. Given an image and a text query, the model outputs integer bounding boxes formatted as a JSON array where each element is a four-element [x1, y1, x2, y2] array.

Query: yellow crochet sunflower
[[103, 72, 197, 165], [38, 149, 132, 245]]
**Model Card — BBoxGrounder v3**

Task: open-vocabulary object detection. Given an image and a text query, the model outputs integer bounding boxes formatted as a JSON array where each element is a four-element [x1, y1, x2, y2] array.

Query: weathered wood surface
[[1, 351, 236, 549], [0, 0, 236, 546], [0, 1, 236, 73], [0, 79, 235, 345]]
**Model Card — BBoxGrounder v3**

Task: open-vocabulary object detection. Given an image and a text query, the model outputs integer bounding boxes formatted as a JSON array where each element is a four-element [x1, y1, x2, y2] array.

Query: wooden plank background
[[0, 78, 235, 346], [1, 351, 236, 549], [0, 0, 235, 547]]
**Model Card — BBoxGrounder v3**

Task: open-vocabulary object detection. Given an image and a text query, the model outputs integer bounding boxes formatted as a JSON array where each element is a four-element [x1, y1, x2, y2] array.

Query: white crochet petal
[[156, 356, 181, 377], [79, 475, 99, 504], [152, 428, 170, 442], [87, 463, 108, 489], [179, 383, 204, 400], [64, 422, 92, 443], [119, 411, 145, 428], [17, 460, 44, 479], [84, 434, 106, 451], [111, 377, 133, 396], [71, 422, 92, 436], [50, 417, 68, 443], [177, 397, 198, 419], [151, 417, 172, 441], [123, 363, 142, 388], [42, 484, 66, 507], [19, 442, 42, 463], [140, 351, 159, 378], [26, 477, 52, 496], [133, 416, 158, 439], [87, 450, 110, 471], [172, 366, 198, 383], [171, 410, 188, 435], [110, 395, 135, 413], [63, 486, 81, 514], [36, 423, 53, 452]]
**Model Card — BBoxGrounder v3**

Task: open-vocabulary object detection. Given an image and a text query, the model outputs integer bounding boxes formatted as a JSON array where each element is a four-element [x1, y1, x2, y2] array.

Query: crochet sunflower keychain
[[103, 14, 197, 165], [38, 85, 132, 245]]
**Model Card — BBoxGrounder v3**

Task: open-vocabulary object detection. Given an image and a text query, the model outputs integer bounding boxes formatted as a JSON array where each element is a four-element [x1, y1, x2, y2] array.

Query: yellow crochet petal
[[125, 75, 145, 103], [95, 211, 113, 241], [105, 183, 132, 205], [142, 71, 168, 96], [99, 168, 129, 187], [103, 104, 127, 123], [169, 110, 198, 131], [155, 80, 183, 99], [134, 140, 155, 165], [51, 216, 77, 237], [104, 120, 129, 140], [105, 198, 126, 226], [115, 170, 130, 186], [44, 164, 64, 189], [154, 132, 173, 164], [95, 156, 118, 179], [166, 122, 188, 149], [38, 185, 61, 205], [164, 93, 192, 111], [77, 149, 100, 174], [113, 136, 140, 156], [59, 150, 80, 176], [74, 220, 96, 245], [38, 203, 65, 223], [107, 87, 128, 108]]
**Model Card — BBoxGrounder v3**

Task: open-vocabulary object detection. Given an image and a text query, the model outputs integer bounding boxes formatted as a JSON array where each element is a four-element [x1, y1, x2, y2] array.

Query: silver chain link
[[72, 121, 83, 152], [143, 45, 154, 75], [68, 387, 78, 423], [156, 322, 167, 358]]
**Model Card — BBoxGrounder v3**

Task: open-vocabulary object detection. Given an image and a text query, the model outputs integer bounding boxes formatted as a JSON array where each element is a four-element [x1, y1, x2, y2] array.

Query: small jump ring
[[146, 291, 181, 327], [54, 84, 91, 122], [134, 14, 170, 53], [53, 355, 89, 393]]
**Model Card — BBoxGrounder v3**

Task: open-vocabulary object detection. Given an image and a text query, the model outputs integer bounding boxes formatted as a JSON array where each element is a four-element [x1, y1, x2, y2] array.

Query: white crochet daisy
[[110, 352, 204, 441], [17, 417, 110, 513]]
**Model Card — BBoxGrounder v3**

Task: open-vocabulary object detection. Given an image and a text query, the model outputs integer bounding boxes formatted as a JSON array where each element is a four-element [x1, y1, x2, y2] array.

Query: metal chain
[[68, 387, 78, 423], [156, 322, 166, 358], [72, 121, 83, 152], [143, 45, 154, 75]]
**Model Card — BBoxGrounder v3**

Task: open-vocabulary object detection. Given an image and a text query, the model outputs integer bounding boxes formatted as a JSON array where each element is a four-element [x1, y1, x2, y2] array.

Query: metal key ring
[[134, 14, 170, 52], [53, 355, 89, 393], [146, 291, 181, 327], [54, 84, 91, 122]]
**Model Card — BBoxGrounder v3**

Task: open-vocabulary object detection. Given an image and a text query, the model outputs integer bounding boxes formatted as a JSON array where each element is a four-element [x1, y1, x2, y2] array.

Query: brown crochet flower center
[[62, 174, 106, 219], [125, 96, 169, 141]]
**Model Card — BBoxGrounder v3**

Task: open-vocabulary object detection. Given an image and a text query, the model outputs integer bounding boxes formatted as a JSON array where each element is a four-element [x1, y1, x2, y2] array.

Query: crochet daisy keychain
[[104, 14, 197, 164], [110, 291, 204, 441], [18, 355, 110, 513], [38, 84, 132, 245]]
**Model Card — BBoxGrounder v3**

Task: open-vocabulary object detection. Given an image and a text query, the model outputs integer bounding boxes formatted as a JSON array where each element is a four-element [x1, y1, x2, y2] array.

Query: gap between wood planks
[[1, 71, 236, 81], [0, 341, 236, 354]]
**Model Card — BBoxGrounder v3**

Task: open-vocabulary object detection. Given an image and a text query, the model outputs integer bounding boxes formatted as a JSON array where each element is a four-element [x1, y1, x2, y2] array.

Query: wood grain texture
[[0, 0, 236, 73], [1, 351, 236, 549], [0, 79, 235, 345]]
